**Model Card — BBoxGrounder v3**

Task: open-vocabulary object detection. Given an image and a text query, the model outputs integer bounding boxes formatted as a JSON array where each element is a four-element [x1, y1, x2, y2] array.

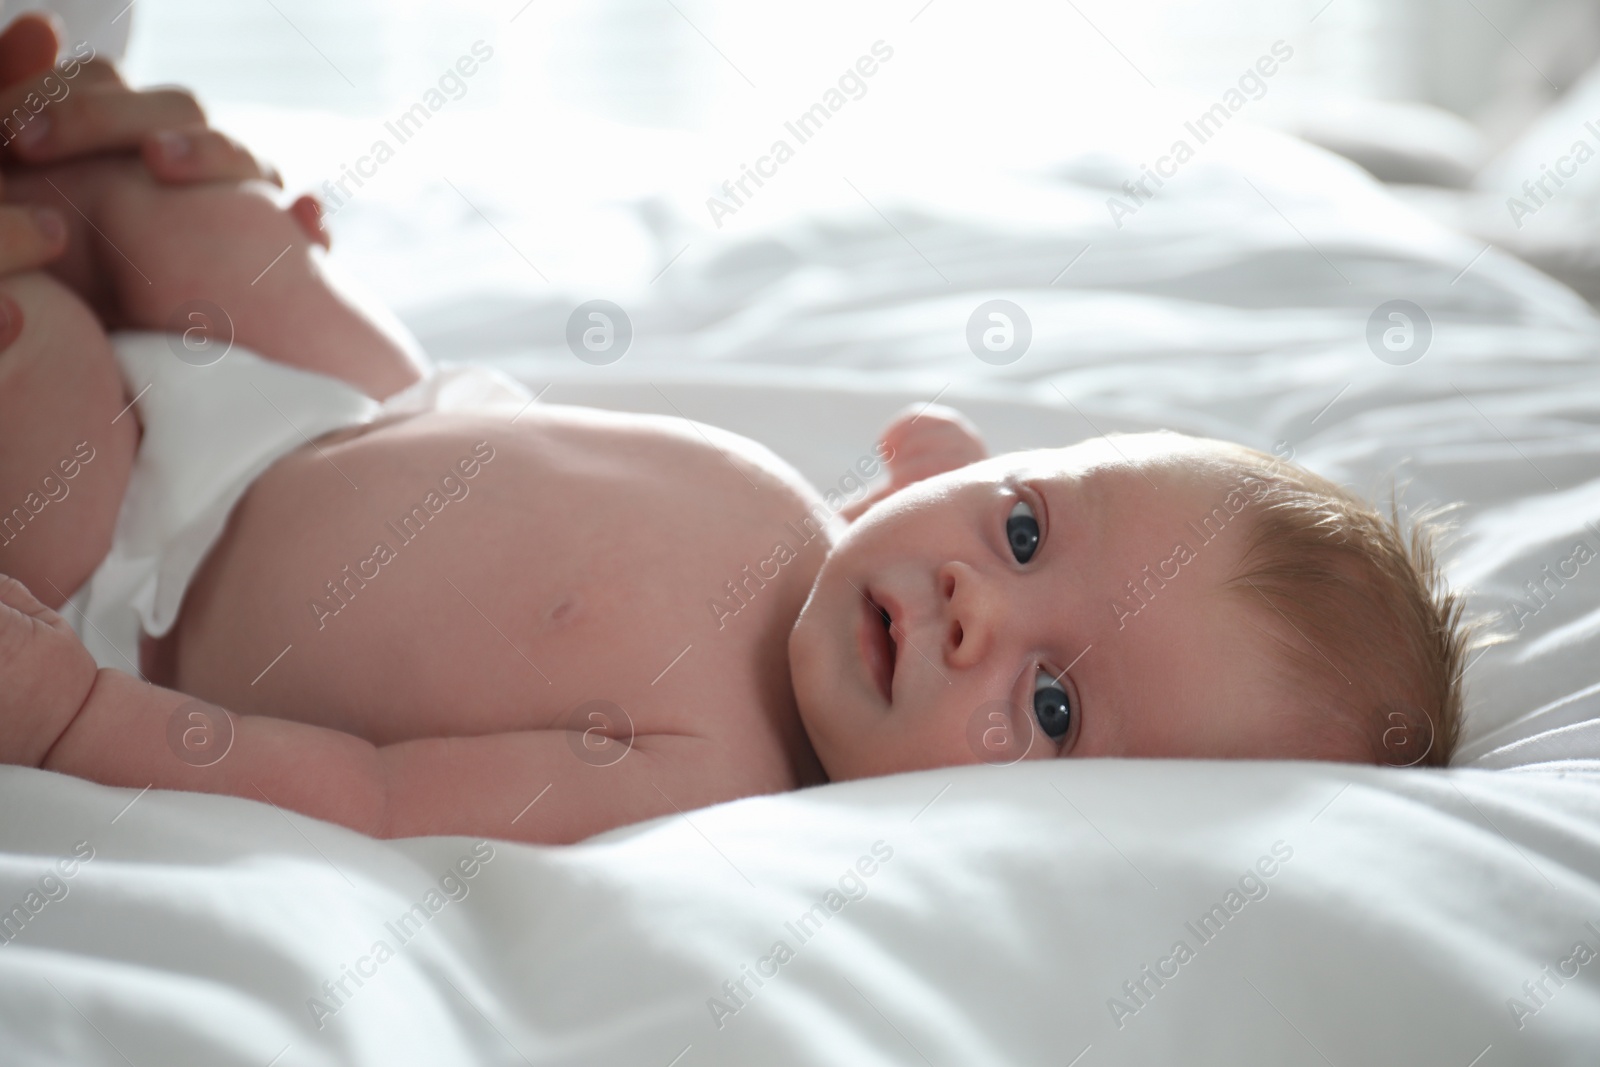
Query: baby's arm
[[4, 159, 424, 399], [1, 576, 722, 844]]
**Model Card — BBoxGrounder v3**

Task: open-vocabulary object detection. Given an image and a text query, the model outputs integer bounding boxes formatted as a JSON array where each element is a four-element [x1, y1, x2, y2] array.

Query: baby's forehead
[[992, 434, 1243, 489]]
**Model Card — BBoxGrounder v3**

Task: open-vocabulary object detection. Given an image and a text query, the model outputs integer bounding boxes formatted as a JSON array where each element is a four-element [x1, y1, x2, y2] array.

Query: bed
[[3, 78, 1600, 1064]]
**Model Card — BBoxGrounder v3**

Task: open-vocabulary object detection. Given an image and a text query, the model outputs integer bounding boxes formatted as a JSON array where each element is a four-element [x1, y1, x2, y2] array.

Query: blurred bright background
[[107, 1, 1544, 166], [41, 0, 1595, 325], [113, 0, 1578, 124], [112, 0, 1591, 134], [104, 0, 1598, 223]]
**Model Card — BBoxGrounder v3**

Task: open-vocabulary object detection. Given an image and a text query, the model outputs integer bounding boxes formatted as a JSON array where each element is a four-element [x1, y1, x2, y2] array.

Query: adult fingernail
[[154, 129, 192, 161], [14, 115, 48, 149], [15, 114, 48, 148], [33, 207, 64, 247]]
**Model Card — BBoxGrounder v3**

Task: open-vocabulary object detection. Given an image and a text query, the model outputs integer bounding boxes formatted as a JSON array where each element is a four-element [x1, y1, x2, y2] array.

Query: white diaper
[[68, 332, 532, 672]]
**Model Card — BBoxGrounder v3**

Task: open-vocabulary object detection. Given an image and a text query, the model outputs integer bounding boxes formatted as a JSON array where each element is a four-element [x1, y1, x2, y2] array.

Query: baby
[[0, 155, 1470, 844]]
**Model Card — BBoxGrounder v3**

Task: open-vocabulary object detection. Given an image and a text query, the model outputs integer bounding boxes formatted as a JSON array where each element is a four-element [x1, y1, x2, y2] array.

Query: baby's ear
[[877, 403, 987, 488], [836, 404, 987, 523]]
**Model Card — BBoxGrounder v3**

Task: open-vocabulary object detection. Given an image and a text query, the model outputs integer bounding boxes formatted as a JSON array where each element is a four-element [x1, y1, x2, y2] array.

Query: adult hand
[[0, 12, 286, 348], [0, 13, 280, 185], [0, 12, 65, 320]]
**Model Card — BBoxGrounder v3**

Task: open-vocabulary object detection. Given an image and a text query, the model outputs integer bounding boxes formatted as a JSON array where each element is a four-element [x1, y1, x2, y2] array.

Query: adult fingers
[[5, 84, 204, 163], [54, 56, 128, 89], [0, 13, 60, 87], [141, 125, 281, 186], [0, 54, 124, 148]]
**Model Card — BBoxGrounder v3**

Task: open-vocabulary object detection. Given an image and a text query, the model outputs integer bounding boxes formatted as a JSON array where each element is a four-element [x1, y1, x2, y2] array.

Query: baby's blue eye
[[1007, 500, 1040, 563], [1033, 668, 1072, 740]]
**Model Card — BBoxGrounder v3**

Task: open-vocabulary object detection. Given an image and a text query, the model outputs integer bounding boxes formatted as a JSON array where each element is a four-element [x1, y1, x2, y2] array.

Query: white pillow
[[1285, 98, 1486, 188], [1476, 57, 1600, 216]]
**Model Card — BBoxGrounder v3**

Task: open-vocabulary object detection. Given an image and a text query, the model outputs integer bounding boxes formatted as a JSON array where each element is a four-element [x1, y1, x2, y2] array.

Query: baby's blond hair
[[1214, 448, 1473, 767]]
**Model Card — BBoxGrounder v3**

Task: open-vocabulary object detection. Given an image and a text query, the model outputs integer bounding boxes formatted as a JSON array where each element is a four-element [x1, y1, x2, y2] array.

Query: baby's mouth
[[879, 603, 900, 686], [859, 590, 898, 704]]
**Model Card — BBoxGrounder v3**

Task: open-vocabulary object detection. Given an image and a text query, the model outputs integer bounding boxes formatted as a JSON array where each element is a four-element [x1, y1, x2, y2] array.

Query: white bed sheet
[[3, 756, 1598, 1065], [4, 108, 1600, 1062]]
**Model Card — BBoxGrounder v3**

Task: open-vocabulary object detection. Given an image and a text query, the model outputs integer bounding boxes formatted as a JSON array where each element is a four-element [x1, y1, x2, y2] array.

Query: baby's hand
[[840, 403, 987, 521], [0, 574, 98, 767]]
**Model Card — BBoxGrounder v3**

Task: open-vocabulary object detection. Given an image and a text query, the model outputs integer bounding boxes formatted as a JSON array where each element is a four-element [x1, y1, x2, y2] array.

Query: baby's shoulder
[[575, 404, 836, 536], [699, 422, 843, 544]]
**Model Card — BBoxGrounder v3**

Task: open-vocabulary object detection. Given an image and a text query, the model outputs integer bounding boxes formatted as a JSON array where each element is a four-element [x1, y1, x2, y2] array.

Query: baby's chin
[[786, 584, 825, 719], [784, 572, 861, 769]]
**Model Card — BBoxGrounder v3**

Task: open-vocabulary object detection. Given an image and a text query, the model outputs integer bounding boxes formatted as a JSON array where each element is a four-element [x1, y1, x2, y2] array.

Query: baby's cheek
[[950, 692, 1043, 769]]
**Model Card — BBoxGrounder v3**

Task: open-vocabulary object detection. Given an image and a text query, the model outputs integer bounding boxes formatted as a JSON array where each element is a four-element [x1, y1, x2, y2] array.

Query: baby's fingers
[[0, 574, 64, 629], [0, 574, 56, 669], [0, 203, 66, 275]]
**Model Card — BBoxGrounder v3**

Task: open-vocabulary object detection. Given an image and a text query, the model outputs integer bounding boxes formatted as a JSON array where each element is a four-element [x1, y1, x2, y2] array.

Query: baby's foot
[[0, 574, 98, 767]]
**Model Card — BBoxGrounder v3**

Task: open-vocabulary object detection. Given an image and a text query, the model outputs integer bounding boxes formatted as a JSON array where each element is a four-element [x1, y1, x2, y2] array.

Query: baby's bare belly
[[171, 405, 832, 781]]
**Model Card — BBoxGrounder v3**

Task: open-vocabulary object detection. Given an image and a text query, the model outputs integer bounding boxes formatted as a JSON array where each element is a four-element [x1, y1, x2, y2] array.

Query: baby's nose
[[938, 560, 997, 668]]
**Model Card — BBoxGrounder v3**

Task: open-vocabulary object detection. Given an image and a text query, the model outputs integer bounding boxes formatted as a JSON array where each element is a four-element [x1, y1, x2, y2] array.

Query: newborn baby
[[0, 157, 1468, 844]]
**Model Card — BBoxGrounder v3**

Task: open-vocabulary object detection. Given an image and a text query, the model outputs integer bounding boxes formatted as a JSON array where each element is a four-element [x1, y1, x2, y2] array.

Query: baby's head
[[788, 431, 1467, 780]]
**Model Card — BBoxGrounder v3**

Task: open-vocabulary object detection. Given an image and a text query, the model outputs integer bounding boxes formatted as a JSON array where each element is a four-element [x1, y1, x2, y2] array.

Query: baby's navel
[[547, 596, 579, 627]]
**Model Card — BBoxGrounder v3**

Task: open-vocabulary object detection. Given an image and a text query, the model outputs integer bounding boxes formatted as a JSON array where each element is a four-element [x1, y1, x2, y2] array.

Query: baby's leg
[[108, 176, 426, 399], [0, 271, 135, 606], [10, 161, 426, 399]]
